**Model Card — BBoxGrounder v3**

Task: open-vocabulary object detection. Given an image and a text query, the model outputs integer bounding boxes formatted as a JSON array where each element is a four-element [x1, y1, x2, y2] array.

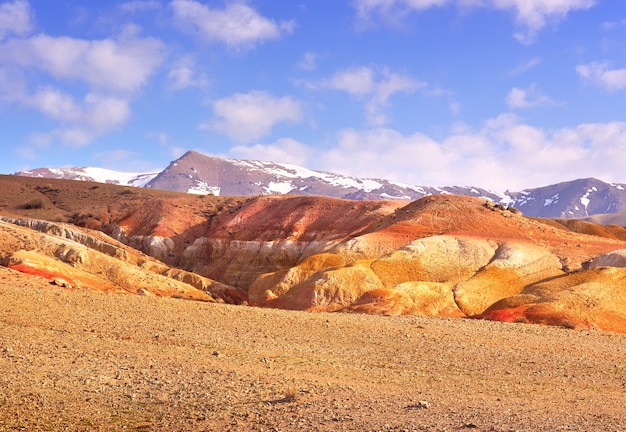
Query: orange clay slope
[[2, 174, 626, 333]]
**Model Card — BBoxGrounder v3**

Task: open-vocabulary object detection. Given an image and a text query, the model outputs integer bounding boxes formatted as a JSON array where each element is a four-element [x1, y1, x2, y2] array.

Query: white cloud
[[576, 62, 626, 92], [14, 145, 38, 160], [298, 51, 319, 71], [0, 33, 164, 93], [505, 83, 556, 109], [322, 128, 453, 183], [0, 65, 26, 100], [119, 0, 161, 13], [508, 56, 541, 75], [205, 91, 303, 143], [449, 99, 461, 115], [170, 0, 294, 48], [146, 131, 170, 144], [0, 0, 32, 40], [601, 18, 626, 31], [301, 114, 626, 191], [353, 0, 595, 43], [93, 149, 138, 164], [0, 29, 163, 146], [354, 0, 448, 21], [324, 66, 424, 125], [169, 146, 186, 159], [27, 88, 131, 146], [167, 58, 209, 90], [93, 148, 164, 172], [501, 0, 596, 44], [328, 66, 376, 94], [229, 138, 313, 166], [207, 114, 626, 192]]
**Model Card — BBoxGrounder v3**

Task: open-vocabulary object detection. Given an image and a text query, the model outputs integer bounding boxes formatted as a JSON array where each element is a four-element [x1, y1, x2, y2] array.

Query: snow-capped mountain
[[13, 151, 626, 219], [144, 151, 510, 203], [507, 177, 626, 218], [14, 167, 159, 187]]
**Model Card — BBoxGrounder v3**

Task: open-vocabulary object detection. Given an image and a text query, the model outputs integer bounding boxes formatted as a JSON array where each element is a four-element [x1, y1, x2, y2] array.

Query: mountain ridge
[[13, 150, 626, 219]]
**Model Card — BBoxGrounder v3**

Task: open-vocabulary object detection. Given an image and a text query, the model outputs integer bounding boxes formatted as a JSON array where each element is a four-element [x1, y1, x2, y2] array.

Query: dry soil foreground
[[1, 268, 625, 432]]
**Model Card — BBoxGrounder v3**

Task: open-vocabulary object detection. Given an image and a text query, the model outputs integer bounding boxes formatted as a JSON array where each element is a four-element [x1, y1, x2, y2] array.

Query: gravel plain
[[1, 267, 625, 431]]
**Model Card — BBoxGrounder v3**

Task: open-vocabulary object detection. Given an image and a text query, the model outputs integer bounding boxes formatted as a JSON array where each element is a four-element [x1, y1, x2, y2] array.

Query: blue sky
[[1, 0, 626, 191]]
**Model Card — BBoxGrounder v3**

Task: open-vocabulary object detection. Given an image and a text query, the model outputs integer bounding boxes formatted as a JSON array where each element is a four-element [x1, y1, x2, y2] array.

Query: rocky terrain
[[2, 174, 626, 430], [1, 175, 626, 333], [1, 275, 625, 431], [15, 151, 626, 218]]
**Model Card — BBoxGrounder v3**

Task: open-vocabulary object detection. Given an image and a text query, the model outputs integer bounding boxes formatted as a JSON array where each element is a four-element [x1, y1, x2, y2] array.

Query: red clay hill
[[1, 174, 626, 333]]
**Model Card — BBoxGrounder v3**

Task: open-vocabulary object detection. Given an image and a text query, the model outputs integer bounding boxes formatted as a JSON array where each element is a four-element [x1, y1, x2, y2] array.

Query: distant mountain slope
[[585, 211, 626, 226], [13, 150, 626, 219], [14, 167, 159, 187], [145, 150, 508, 202], [507, 178, 626, 218]]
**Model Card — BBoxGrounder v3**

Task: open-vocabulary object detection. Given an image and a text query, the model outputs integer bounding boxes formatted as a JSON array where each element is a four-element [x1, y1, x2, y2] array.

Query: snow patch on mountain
[[265, 181, 295, 194], [580, 187, 598, 215], [544, 194, 559, 206], [187, 180, 221, 196]]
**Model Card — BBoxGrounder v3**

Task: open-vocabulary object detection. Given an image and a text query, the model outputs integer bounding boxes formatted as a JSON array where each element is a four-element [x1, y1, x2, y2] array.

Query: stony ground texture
[[1, 268, 625, 432]]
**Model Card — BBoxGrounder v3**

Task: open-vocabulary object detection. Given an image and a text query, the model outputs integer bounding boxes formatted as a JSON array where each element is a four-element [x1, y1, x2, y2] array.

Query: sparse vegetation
[[35, 184, 61, 193], [282, 384, 298, 403], [561, 319, 578, 330], [484, 200, 520, 214], [18, 198, 44, 210]]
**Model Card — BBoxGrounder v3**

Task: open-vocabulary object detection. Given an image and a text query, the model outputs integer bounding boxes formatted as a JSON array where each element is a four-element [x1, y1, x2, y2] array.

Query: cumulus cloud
[[301, 114, 626, 191], [576, 62, 626, 92], [508, 56, 541, 76], [93, 149, 138, 165], [493, 0, 596, 43], [146, 131, 170, 144], [323, 127, 454, 183], [0, 0, 32, 40], [354, 0, 447, 21], [167, 57, 209, 90], [0, 26, 165, 147], [229, 138, 313, 166], [353, 0, 595, 43], [168, 146, 187, 159], [170, 0, 294, 48], [0, 65, 26, 100], [205, 91, 303, 143], [323, 66, 424, 125], [236, 114, 626, 192], [26, 88, 131, 146], [119, 0, 161, 13], [601, 18, 626, 31], [79, 100, 625, 191], [298, 51, 319, 71], [328, 66, 377, 94], [505, 83, 556, 109], [14, 145, 37, 160], [0, 33, 164, 94]]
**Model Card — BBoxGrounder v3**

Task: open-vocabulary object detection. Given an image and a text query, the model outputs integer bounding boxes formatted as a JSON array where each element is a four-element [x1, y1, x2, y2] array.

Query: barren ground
[[1, 267, 625, 432]]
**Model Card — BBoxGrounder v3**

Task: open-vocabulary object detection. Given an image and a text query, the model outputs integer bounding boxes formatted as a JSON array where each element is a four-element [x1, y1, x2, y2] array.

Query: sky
[[1, 0, 626, 191]]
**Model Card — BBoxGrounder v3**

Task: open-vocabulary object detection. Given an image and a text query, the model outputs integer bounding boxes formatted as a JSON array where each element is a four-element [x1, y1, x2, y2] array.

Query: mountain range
[[14, 150, 626, 219]]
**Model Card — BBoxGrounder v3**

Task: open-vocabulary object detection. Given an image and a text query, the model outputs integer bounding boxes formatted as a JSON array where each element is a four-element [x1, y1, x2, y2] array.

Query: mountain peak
[[12, 151, 626, 219]]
